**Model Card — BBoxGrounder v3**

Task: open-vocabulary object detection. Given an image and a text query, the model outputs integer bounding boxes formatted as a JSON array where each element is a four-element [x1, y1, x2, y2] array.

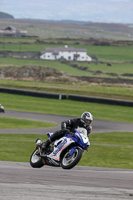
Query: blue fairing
[[65, 133, 90, 150], [47, 131, 90, 150]]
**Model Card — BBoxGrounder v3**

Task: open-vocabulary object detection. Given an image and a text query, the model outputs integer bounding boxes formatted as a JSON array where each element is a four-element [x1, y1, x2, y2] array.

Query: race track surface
[[0, 161, 133, 200], [0, 110, 133, 134], [0, 110, 133, 199]]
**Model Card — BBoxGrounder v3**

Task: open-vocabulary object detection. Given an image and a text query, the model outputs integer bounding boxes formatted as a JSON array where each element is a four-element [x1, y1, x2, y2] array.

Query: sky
[[0, 0, 133, 24]]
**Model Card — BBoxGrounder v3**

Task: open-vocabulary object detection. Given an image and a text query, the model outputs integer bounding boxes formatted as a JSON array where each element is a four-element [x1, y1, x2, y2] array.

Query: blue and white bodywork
[[30, 127, 90, 170]]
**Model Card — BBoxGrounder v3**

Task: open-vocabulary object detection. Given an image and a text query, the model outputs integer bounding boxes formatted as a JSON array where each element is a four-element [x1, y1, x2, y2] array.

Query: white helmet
[[81, 112, 93, 125]]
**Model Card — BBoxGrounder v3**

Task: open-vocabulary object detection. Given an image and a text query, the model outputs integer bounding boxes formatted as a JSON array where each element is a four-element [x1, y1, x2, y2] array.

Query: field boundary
[[0, 87, 133, 107]]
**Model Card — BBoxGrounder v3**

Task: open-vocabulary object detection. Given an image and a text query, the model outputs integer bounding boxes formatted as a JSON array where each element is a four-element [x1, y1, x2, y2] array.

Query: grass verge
[[0, 93, 133, 123], [0, 79, 133, 100], [0, 132, 133, 169], [0, 116, 57, 129]]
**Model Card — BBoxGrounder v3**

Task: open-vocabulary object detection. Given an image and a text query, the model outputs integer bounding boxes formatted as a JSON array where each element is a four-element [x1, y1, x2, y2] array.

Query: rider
[[0, 104, 5, 113], [42, 111, 93, 151]]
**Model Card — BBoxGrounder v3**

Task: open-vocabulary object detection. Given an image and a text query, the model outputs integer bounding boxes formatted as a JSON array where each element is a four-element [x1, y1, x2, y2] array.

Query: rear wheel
[[30, 149, 44, 168], [61, 148, 82, 169]]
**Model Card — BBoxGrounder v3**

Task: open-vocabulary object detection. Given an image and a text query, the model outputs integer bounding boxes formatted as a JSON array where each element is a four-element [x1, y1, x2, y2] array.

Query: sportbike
[[30, 127, 90, 170]]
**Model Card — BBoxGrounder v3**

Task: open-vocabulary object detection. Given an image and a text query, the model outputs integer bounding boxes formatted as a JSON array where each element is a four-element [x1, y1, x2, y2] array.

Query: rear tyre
[[30, 149, 44, 168], [61, 148, 82, 169]]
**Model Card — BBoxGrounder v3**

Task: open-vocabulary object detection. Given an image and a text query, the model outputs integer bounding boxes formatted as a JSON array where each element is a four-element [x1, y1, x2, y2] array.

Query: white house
[[40, 46, 92, 62]]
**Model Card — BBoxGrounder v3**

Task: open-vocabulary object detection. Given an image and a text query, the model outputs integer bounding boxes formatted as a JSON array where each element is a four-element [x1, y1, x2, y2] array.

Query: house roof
[[42, 46, 87, 54], [2, 26, 17, 31], [0, 26, 27, 34]]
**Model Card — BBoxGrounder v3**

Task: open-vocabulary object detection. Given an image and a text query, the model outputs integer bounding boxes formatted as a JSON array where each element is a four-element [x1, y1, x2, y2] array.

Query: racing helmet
[[81, 111, 93, 125]]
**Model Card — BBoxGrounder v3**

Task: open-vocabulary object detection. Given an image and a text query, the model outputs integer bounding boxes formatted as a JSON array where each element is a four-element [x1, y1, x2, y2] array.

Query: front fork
[[69, 146, 84, 156], [69, 146, 77, 156], [36, 138, 43, 156]]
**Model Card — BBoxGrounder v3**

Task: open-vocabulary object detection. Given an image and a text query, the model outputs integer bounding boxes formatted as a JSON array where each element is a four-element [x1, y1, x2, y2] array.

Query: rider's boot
[[42, 138, 51, 151], [42, 130, 65, 151]]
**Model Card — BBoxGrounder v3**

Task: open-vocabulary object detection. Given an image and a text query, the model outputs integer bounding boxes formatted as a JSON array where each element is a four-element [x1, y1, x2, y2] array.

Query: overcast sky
[[0, 0, 133, 24]]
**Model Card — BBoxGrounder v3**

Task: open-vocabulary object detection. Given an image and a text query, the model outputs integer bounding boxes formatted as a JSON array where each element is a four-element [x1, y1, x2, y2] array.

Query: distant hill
[[0, 11, 14, 19], [0, 18, 133, 40]]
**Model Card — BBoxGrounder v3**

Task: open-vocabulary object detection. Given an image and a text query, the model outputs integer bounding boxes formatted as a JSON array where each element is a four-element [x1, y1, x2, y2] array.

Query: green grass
[[0, 134, 48, 162], [0, 42, 133, 101], [80, 144, 133, 169], [0, 43, 45, 52], [0, 132, 133, 169], [0, 93, 133, 123], [0, 58, 90, 76], [0, 37, 36, 43], [0, 54, 133, 102], [0, 116, 57, 129], [0, 79, 132, 101], [79, 132, 133, 168], [84, 45, 133, 62], [90, 132, 133, 145], [75, 62, 133, 75], [0, 57, 133, 77]]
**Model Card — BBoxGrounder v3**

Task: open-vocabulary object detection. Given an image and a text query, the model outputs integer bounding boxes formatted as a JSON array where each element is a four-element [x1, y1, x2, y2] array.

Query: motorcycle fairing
[[46, 128, 90, 163], [47, 137, 75, 162], [65, 131, 90, 150]]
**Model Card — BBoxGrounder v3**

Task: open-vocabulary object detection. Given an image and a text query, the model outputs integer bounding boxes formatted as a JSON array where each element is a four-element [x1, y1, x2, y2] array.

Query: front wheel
[[61, 148, 82, 169], [30, 149, 44, 168]]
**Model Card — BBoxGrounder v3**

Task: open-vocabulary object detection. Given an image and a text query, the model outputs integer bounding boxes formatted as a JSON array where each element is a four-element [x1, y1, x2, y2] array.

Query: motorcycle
[[30, 127, 90, 170], [0, 104, 5, 113]]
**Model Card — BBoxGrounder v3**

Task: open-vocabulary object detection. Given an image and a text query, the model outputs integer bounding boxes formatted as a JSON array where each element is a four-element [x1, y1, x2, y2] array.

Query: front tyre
[[61, 148, 82, 169], [30, 149, 44, 168]]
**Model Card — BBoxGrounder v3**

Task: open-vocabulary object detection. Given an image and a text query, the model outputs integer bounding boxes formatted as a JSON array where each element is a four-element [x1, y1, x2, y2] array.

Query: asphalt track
[[0, 162, 133, 200], [0, 110, 133, 200], [0, 110, 133, 134]]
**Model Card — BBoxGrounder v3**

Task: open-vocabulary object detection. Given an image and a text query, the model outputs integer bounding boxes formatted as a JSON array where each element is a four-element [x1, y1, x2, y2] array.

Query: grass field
[[0, 57, 133, 76], [0, 116, 57, 129], [0, 57, 133, 101], [0, 43, 133, 62], [0, 37, 133, 101], [82, 132, 133, 169], [0, 79, 133, 101], [0, 93, 133, 123]]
